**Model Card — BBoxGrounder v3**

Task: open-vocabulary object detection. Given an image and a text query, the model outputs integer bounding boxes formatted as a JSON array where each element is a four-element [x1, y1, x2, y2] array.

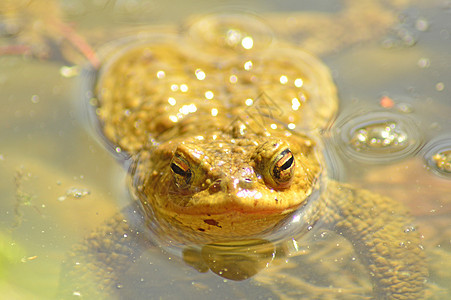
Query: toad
[[60, 13, 427, 299]]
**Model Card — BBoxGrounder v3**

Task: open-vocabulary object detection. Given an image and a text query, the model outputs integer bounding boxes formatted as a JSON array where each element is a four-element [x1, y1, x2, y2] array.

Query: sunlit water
[[0, 0, 450, 299]]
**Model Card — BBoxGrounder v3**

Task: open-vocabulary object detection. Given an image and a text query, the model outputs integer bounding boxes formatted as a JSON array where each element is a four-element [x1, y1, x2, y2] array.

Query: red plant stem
[[53, 20, 101, 69], [0, 44, 32, 56]]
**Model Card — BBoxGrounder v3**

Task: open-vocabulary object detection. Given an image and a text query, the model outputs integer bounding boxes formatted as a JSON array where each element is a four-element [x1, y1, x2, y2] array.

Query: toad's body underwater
[[59, 15, 427, 299]]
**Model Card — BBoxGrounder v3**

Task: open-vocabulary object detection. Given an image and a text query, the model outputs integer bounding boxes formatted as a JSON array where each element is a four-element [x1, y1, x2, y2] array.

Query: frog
[[59, 12, 428, 300]]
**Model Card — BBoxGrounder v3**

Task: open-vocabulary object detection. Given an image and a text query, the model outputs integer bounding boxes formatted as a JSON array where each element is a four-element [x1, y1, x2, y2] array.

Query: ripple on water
[[334, 111, 423, 164], [423, 136, 451, 179]]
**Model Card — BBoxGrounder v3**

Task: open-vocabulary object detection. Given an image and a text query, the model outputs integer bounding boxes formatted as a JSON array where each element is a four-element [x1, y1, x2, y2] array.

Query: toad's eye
[[171, 155, 192, 188], [270, 149, 295, 187]]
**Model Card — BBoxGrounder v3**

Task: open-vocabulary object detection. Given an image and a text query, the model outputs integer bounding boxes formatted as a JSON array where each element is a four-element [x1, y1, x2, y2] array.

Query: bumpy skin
[[60, 212, 143, 298], [325, 181, 427, 299], [61, 14, 427, 299]]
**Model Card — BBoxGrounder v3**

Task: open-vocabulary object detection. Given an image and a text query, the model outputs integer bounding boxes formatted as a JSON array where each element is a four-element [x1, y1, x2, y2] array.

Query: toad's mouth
[[162, 188, 313, 216]]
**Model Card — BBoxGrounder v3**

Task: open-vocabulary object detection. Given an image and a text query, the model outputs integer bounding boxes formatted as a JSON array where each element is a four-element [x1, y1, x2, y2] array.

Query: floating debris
[[21, 255, 38, 263], [58, 187, 90, 202], [380, 96, 394, 108]]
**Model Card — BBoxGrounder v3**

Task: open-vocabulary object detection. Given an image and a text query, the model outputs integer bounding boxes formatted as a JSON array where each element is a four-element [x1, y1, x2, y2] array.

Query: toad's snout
[[208, 167, 258, 194]]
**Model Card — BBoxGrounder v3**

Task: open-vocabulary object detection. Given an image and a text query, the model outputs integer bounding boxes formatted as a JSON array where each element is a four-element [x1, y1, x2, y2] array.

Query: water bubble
[[396, 103, 413, 113], [417, 58, 430, 69], [435, 82, 445, 92], [350, 122, 408, 150], [404, 226, 416, 233], [334, 111, 422, 163], [415, 18, 429, 32], [382, 23, 418, 48], [31, 95, 40, 104], [423, 136, 451, 179], [397, 27, 417, 46]]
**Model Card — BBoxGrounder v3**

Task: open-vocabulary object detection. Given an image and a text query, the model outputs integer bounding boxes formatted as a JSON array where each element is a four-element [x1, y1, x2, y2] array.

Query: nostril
[[239, 178, 253, 188]]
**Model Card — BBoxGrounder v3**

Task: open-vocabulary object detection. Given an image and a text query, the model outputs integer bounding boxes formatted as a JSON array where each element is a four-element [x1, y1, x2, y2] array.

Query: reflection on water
[[183, 239, 276, 281], [0, 0, 450, 299]]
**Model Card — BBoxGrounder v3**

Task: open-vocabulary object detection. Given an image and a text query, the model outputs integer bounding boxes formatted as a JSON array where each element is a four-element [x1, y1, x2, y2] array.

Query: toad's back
[[96, 16, 337, 154]]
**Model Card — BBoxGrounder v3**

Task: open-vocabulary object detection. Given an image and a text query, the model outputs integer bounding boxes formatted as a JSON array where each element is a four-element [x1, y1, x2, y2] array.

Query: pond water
[[0, 0, 450, 299]]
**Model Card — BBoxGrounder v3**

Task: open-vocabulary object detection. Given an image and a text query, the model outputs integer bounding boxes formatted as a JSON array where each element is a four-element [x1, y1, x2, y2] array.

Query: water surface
[[0, 0, 450, 298]]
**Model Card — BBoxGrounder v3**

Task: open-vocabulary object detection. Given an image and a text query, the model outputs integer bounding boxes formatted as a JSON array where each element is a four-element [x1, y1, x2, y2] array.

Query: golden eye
[[270, 148, 295, 187], [170, 155, 193, 188]]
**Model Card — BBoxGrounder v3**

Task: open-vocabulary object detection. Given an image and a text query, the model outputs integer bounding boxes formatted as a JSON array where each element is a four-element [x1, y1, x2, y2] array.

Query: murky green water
[[0, 0, 450, 299]]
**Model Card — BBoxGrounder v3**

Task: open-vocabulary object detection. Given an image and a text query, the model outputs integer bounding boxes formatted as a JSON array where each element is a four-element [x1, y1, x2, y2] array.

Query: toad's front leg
[[58, 206, 147, 298]]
